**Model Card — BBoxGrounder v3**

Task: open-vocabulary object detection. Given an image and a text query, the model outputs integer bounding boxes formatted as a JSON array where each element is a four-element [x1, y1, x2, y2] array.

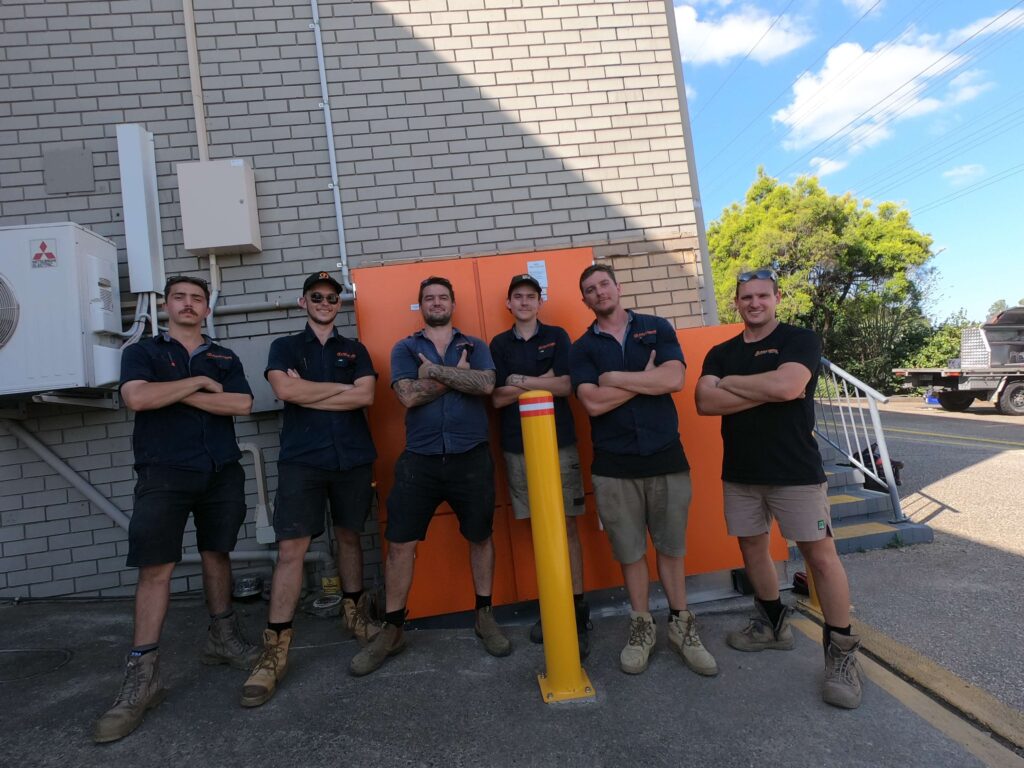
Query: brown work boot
[[474, 606, 511, 657], [726, 601, 795, 652], [620, 611, 656, 674], [667, 610, 719, 676], [93, 652, 167, 743], [342, 597, 358, 634], [201, 612, 260, 670], [349, 622, 406, 677], [240, 628, 294, 708], [352, 590, 383, 647], [823, 632, 863, 709]]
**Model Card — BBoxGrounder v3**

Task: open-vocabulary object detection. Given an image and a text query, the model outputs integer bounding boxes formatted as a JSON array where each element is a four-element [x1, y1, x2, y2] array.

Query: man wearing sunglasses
[[349, 276, 509, 676], [241, 271, 378, 707], [696, 268, 862, 709], [571, 265, 717, 678], [95, 275, 256, 743]]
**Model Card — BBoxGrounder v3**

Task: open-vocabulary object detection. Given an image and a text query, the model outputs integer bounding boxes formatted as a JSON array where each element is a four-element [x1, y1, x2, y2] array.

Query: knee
[[276, 538, 310, 565], [138, 564, 174, 587], [387, 541, 417, 562], [738, 535, 769, 559], [335, 527, 361, 547], [801, 540, 840, 574]]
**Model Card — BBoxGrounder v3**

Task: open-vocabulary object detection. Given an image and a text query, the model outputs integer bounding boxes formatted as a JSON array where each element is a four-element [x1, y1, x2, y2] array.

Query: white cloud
[[841, 0, 884, 15], [810, 157, 848, 177], [942, 164, 985, 186], [685, 82, 698, 101], [944, 8, 1024, 48], [947, 70, 995, 104], [674, 4, 813, 66]]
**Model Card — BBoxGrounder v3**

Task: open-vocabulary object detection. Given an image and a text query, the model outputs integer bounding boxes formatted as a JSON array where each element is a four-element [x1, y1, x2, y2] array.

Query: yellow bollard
[[519, 390, 595, 703]]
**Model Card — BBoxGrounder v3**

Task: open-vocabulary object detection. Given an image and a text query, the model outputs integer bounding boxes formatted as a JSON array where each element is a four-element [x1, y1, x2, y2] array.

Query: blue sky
[[674, 0, 1024, 323]]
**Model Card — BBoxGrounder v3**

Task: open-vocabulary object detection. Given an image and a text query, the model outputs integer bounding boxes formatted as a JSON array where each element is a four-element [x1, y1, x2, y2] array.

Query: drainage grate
[[0, 274, 18, 349], [0, 648, 73, 682]]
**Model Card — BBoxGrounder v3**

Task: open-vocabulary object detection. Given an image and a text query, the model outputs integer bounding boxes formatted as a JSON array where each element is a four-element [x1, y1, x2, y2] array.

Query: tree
[[902, 310, 978, 369], [707, 169, 935, 389], [988, 299, 1008, 319]]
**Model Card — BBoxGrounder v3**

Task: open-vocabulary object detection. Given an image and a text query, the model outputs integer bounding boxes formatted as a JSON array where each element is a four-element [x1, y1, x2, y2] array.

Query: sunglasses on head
[[736, 269, 778, 284], [308, 292, 340, 305]]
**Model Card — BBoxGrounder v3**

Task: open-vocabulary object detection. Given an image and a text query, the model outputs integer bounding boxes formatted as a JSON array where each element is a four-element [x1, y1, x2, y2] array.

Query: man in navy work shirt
[[489, 273, 591, 657], [95, 275, 256, 744], [350, 276, 510, 676], [570, 265, 717, 677], [696, 268, 863, 709], [241, 271, 377, 708]]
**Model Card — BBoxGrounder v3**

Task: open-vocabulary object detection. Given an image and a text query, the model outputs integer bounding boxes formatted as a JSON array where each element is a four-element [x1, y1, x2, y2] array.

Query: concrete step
[[828, 488, 893, 522], [789, 520, 934, 557], [824, 465, 864, 489]]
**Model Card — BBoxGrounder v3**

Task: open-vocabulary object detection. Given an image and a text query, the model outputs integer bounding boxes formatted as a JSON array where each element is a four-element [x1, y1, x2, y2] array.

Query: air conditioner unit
[[0, 223, 123, 396]]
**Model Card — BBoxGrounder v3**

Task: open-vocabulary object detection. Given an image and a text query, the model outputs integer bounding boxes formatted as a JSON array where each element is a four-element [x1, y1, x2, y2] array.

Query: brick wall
[[0, 0, 711, 598]]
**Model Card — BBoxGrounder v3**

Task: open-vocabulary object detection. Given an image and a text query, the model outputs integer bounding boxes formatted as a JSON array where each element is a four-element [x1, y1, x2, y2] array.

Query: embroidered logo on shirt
[[205, 352, 233, 361], [754, 348, 779, 357], [537, 342, 556, 352], [817, 520, 826, 530], [632, 329, 657, 341], [336, 351, 356, 360]]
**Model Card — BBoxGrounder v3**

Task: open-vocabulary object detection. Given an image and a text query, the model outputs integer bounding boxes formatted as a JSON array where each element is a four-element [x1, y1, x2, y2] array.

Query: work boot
[[529, 619, 543, 644], [620, 611, 656, 675], [668, 610, 718, 676], [353, 591, 383, 647], [93, 652, 167, 744], [474, 606, 512, 657], [575, 600, 592, 661], [240, 628, 293, 708], [349, 622, 406, 677], [342, 597, 358, 635], [201, 612, 260, 670], [726, 601, 795, 652], [823, 632, 863, 709]]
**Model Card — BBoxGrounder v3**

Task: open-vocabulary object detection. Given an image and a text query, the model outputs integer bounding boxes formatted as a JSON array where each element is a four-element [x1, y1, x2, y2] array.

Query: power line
[[911, 161, 1024, 216]]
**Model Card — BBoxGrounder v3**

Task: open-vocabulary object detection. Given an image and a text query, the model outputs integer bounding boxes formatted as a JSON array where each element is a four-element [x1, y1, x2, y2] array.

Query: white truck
[[893, 306, 1024, 416]]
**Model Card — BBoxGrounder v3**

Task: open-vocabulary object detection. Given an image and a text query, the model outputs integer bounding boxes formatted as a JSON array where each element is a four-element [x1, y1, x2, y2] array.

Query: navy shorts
[[386, 443, 495, 544], [127, 463, 247, 567], [272, 462, 374, 541]]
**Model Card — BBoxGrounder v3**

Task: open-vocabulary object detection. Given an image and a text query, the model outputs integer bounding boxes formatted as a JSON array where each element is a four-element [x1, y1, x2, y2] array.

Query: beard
[[424, 311, 452, 327]]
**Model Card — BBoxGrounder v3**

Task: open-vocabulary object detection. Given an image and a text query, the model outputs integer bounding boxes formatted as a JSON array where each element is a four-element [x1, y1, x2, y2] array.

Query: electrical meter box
[[0, 223, 123, 396], [177, 158, 262, 255]]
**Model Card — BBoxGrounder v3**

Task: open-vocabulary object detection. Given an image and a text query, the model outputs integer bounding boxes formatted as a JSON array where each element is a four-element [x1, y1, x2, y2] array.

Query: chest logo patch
[[754, 348, 779, 357]]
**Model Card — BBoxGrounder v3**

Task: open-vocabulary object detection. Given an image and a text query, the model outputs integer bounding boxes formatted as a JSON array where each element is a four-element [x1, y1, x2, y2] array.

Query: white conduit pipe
[[181, 0, 209, 163], [0, 419, 331, 566]]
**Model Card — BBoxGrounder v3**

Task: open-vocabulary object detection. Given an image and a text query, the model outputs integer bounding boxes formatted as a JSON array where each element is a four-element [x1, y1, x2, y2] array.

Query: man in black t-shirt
[[696, 268, 862, 709], [571, 265, 717, 678]]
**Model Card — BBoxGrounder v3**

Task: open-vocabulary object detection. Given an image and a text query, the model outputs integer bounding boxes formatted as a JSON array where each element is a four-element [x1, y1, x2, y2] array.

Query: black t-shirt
[[701, 323, 825, 485]]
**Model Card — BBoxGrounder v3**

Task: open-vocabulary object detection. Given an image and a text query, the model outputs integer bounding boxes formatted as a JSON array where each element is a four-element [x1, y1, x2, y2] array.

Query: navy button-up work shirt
[[490, 321, 576, 453], [390, 328, 494, 456], [266, 325, 378, 471], [120, 333, 252, 471], [570, 311, 689, 475]]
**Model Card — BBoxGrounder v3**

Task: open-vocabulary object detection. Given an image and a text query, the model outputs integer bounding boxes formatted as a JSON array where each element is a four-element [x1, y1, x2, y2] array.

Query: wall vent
[[0, 274, 18, 349]]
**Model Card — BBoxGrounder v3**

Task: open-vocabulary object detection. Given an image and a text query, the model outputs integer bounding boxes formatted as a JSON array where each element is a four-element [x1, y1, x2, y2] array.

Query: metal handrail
[[814, 357, 906, 522]]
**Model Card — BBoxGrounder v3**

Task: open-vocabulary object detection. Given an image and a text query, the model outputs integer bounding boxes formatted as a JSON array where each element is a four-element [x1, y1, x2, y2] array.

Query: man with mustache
[[95, 275, 256, 743]]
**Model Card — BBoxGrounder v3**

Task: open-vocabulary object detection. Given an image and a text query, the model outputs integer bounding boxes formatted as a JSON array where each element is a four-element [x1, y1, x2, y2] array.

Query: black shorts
[[127, 463, 247, 567], [272, 462, 374, 541], [386, 443, 495, 544]]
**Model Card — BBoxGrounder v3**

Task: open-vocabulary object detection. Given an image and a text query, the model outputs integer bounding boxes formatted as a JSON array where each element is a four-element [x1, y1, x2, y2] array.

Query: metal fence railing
[[814, 358, 906, 522]]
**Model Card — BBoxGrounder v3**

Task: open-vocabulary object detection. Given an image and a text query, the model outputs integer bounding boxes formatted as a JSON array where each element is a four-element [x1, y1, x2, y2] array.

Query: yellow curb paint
[[827, 494, 863, 504], [832, 522, 896, 539], [791, 616, 1024, 766]]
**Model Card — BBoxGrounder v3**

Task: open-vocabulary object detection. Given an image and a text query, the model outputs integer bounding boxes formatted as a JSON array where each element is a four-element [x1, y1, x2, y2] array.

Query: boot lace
[[251, 645, 281, 676], [113, 658, 147, 707], [681, 615, 704, 648], [628, 617, 654, 647], [827, 645, 858, 683]]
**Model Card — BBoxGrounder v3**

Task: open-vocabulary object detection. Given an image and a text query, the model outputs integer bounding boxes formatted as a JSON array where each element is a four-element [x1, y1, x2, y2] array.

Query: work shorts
[[272, 462, 374, 541], [127, 462, 247, 567], [723, 481, 832, 542], [386, 443, 495, 544], [591, 471, 691, 564], [503, 444, 585, 520]]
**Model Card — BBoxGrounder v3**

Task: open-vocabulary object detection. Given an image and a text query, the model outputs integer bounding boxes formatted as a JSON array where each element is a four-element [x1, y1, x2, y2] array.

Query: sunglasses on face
[[736, 269, 778, 284], [308, 292, 340, 305]]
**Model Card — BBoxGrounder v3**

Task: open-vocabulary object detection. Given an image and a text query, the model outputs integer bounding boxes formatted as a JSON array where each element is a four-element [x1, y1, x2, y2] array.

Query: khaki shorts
[[723, 481, 832, 542], [591, 472, 690, 563], [504, 445, 585, 521]]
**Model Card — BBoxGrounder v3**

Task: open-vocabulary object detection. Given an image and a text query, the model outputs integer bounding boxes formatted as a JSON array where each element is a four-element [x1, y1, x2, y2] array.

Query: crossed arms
[[121, 377, 253, 416], [492, 369, 571, 408], [695, 363, 811, 416], [267, 369, 375, 412], [393, 349, 495, 408], [576, 350, 685, 417]]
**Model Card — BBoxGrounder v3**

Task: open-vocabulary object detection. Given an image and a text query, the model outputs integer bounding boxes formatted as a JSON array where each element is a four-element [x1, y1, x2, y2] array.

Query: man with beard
[[570, 265, 716, 678], [696, 268, 862, 709], [95, 275, 256, 743], [349, 276, 510, 676], [241, 271, 378, 707]]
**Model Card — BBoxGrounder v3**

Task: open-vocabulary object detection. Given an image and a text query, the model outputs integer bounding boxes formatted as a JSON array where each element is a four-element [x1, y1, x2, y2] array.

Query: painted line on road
[[884, 427, 1024, 449], [792, 615, 1024, 765]]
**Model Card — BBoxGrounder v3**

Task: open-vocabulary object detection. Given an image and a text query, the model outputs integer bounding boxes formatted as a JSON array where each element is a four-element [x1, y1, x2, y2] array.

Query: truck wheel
[[997, 381, 1024, 416], [937, 391, 975, 412]]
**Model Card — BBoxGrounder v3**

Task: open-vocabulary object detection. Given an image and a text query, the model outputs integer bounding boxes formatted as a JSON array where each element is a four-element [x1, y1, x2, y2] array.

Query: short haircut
[[734, 268, 779, 297], [164, 275, 210, 302], [418, 275, 455, 304], [578, 264, 617, 293]]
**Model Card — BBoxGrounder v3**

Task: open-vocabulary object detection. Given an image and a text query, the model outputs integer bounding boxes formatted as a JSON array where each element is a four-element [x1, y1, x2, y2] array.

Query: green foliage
[[708, 169, 935, 391], [903, 310, 978, 369], [988, 299, 1008, 319]]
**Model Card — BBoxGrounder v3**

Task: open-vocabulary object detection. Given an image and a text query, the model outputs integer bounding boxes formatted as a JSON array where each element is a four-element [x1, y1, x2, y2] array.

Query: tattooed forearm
[[393, 377, 448, 408], [428, 366, 495, 395]]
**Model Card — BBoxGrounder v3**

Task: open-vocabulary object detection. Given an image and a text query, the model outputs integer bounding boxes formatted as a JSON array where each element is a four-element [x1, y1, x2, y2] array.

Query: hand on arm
[[298, 375, 375, 411], [121, 376, 223, 412], [717, 362, 812, 403], [491, 368, 570, 407], [695, 375, 762, 416], [597, 352, 684, 395], [419, 350, 495, 396], [575, 381, 636, 417], [180, 390, 253, 416], [268, 368, 356, 405]]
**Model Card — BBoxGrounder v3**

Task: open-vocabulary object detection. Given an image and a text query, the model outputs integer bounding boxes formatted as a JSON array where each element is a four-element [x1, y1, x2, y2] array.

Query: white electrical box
[[177, 159, 262, 255], [0, 223, 123, 396]]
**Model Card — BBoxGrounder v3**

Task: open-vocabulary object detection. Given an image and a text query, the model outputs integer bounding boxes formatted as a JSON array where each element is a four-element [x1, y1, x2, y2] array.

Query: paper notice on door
[[526, 260, 549, 300]]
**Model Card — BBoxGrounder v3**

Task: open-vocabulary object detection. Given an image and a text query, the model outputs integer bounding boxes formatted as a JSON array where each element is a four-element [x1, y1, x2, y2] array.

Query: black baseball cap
[[507, 273, 542, 298], [303, 271, 343, 293]]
